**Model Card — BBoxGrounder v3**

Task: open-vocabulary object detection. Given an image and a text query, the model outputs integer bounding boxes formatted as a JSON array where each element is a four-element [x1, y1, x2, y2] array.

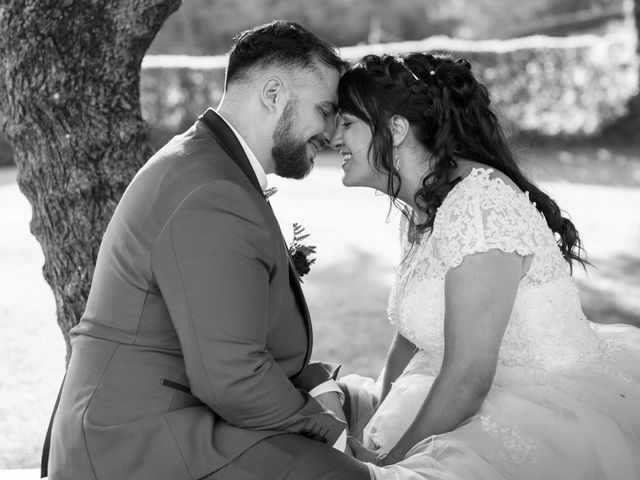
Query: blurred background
[[1, 0, 639, 471]]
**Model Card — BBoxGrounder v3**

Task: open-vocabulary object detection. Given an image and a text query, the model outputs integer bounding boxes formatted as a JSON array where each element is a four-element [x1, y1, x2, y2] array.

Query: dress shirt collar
[[216, 111, 268, 191]]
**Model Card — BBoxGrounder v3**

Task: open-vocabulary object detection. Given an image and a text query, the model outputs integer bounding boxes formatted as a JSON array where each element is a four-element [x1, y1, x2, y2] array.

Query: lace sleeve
[[431, 174, 538, 274]]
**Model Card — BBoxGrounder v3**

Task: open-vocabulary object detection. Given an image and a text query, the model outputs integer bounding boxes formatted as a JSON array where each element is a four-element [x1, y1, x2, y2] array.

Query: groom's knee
[[212, 433, 370, 480], [279, 434, 370, 480]]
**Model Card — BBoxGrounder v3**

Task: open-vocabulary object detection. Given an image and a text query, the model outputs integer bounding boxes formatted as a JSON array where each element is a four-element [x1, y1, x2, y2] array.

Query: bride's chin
[[342, 175, 359, 188]]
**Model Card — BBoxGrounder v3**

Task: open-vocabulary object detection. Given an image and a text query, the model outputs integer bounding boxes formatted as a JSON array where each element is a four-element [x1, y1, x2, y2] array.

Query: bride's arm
[[380, 332, 419, 405], [381, 249, 523, 465]]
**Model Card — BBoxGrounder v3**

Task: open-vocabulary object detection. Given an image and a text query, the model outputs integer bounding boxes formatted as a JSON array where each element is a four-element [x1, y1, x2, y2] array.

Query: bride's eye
[[341, 120, 352, 128]]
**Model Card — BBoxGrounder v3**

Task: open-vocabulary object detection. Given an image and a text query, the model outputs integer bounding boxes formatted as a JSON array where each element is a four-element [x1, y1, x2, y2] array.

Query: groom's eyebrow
[[319, 101, 338, 115]]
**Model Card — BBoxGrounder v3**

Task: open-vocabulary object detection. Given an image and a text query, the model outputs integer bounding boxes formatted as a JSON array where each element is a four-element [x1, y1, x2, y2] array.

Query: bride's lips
[[340, 150, 353, 167]]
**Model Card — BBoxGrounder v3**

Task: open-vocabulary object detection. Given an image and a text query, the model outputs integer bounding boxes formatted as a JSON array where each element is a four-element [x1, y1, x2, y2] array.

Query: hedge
[[141, 31, 638, 140]]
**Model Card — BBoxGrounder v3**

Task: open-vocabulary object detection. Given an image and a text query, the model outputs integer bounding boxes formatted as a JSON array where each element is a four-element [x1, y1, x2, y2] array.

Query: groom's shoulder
[[135, 124, 242, 193], [113, 125, 259, 226], [149, 124, 228, 174]]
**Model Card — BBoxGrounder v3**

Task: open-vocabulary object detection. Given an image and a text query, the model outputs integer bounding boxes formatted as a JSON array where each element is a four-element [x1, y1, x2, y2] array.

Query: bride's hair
[[338, 53, 588, 272]]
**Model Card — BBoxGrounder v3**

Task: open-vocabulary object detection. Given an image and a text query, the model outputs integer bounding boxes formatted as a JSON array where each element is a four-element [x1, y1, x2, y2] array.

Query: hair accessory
[[395, 55, 419, 81], [393, 146, 401, 171]]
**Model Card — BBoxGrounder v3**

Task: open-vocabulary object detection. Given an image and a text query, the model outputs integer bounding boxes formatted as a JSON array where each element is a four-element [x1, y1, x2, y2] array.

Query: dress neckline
[[403, 167, 531, 246]]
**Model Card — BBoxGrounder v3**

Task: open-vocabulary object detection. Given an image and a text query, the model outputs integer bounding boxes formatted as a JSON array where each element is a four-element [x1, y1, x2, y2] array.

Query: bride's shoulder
[[457, 161, 522, 192], [431, 163, 542, 268], [440, 164, 524, 210], [434, 163, 534, 237]]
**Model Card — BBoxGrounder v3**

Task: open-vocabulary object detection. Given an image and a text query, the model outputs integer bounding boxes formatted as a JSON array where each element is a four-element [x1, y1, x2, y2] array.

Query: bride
[[330, 53, 640, 479]]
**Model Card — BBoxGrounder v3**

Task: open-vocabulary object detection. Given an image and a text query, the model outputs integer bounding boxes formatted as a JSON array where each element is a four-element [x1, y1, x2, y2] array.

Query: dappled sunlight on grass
[[543, 181, 640, 326], [0, 176, 64, 469], [576, 252, 640, 328], [519, 140, 640, 187], [304, 249, 396, 379]]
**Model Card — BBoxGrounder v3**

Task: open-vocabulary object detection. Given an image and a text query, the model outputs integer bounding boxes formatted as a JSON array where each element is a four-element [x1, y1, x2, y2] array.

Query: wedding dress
[[350, 167, 640, 480]]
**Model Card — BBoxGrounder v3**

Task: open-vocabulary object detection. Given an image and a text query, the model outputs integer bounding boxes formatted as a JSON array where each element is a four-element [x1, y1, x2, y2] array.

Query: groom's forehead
[[296, 60, 340, 89], [296, 89, 338, 115], [298, 68, 340, 104]]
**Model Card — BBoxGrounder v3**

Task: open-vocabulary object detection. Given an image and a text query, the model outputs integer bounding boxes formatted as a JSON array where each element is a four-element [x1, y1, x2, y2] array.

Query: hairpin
[[395, 55, 419, 81]]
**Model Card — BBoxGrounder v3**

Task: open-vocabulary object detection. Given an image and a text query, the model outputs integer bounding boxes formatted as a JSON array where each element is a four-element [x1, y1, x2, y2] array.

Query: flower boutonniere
[[288, 222, 316, 280]]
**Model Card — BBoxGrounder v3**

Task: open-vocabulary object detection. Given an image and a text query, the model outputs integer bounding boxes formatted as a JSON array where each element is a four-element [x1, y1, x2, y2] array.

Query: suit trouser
[[206, 433, 372, 480]]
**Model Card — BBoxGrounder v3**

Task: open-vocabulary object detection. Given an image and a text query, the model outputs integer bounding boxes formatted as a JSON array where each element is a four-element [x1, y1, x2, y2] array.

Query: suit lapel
[[198, 109, 313, 368], [286, 252, 313, 366], [199, 109, 263, 195]]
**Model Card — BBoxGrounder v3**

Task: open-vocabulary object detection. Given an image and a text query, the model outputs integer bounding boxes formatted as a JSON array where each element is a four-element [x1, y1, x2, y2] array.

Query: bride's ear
[[390, 115, 410, 147]]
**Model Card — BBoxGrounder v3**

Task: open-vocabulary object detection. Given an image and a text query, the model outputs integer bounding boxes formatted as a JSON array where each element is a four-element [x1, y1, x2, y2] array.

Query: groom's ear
[[390, 115, 410, 147], [260, 76, 289, 114]]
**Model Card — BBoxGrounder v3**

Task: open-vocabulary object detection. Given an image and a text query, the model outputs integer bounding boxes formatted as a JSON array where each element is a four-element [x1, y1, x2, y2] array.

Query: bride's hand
[[347, 437, 386, 465]]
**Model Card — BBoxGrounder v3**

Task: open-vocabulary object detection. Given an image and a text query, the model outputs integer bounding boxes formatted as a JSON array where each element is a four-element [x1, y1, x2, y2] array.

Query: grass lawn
[[1, 143, 639, 469]]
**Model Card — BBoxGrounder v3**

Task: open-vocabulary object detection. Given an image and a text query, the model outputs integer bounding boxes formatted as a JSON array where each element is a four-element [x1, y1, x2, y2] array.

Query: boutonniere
[[288, 222, 316, 280]]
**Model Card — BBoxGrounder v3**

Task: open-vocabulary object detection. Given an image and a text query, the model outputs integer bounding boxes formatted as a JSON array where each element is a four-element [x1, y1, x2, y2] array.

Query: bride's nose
[[329, 128, 343, 150]]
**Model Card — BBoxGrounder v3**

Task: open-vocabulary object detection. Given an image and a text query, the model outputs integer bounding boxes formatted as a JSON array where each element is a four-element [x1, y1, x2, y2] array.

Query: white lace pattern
[[387, 168, 601, 380]]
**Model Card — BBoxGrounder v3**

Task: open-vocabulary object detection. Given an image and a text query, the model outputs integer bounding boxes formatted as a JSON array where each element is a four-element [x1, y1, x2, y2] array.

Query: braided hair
[[338, 53, 587, 272]]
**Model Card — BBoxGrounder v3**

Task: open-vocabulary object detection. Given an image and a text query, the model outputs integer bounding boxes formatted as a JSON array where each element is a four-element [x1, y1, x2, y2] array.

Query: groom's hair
[[225, 20, 347, 88]]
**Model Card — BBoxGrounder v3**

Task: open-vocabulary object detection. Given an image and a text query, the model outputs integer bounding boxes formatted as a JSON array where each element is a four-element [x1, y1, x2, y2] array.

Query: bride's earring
[[393, 147, 401, 171]]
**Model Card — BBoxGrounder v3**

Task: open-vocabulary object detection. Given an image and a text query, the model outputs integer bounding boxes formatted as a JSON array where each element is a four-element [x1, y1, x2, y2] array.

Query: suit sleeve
[[291, 362, 341, 392], [150, 180, 345, 443]]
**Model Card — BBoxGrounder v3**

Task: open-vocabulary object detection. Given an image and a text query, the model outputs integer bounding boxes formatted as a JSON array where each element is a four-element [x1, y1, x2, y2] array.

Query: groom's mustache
[[308, 136, 328, 151]]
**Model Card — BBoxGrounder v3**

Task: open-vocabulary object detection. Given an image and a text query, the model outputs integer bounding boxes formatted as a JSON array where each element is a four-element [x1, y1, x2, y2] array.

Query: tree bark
[[635, 0, 640, 58], [629, 0, 640, 134], [0, 0, 181, 361]]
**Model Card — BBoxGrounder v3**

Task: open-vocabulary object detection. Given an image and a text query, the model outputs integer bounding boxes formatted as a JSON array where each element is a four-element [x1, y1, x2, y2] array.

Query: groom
[[44, 21, 370, 480]]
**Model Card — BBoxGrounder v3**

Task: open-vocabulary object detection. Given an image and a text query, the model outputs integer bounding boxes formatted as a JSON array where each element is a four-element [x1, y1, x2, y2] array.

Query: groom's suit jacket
[[47, 109, 344, 480]]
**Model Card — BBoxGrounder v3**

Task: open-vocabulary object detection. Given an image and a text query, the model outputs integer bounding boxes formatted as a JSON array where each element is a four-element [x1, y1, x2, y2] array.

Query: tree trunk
[[630, 0, 640, 134], [636, 0, 640, 59], [0, 0, 181, 361]]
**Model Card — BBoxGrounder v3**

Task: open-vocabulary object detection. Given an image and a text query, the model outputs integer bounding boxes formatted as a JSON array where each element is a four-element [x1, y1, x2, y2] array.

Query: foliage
[[451, 34, 638, 136], [289, 222, 317, 279], [460, 0, 626, 38], [149, 0, 462, 55], [142, 64, 226, 147], [148, 0, 626, 55]]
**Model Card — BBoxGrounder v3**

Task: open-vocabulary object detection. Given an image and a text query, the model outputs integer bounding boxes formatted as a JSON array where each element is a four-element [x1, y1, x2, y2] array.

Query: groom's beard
[[272, 100, 313, 180]]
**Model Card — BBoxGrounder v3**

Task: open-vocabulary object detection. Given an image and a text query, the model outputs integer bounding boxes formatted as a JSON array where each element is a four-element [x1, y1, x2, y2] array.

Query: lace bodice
[[387, 168, 601, 382]]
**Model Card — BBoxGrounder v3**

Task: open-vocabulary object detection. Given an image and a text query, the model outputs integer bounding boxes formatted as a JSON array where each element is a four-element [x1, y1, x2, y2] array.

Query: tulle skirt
[[341, 324, 640, 480]]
